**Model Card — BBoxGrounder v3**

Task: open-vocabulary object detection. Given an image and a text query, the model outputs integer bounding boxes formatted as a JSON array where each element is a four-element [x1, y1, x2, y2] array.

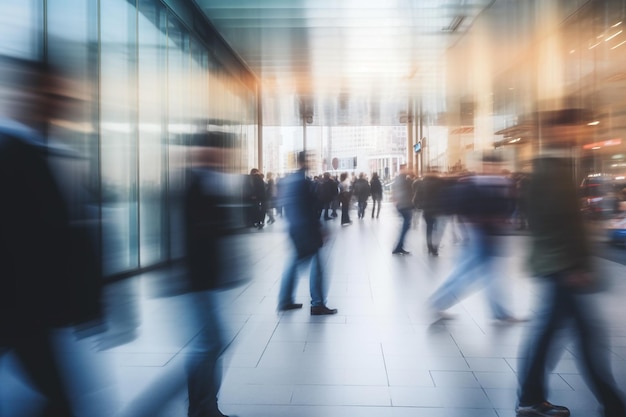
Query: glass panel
[[0, 1, 42, 59], [138, 0, 168, 266], [100, 0, 139, 275], [167, 14, 191, 260], [46, 0, 101, 271]]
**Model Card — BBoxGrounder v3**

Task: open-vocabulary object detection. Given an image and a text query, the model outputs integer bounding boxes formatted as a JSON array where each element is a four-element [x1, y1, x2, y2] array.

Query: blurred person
[[265, 171, 277, 224], [428, 156, 521, 322], [370, 172, 383, 219], [0, 55, 103, 417], [114, 132, 244, 417], [278, 151, 337, 315], [515, 109, 626, 417], [246, 168, 265, 229], [339, 172, 352, 226], [318, 172, 338, 221], [330, 174, 340, 218], [413, 171, 446, 256], [391, 166, 414, 255], [353, 172, 371, 219]]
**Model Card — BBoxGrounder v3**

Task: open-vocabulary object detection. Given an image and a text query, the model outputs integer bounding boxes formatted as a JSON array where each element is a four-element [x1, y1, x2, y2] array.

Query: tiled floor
[[3, 202, 626, 417]]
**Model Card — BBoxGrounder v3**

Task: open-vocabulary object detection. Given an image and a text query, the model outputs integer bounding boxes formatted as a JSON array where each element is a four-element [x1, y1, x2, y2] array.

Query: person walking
[[278, 151, 337, 315], [339, 172, 352, 226], [428, 157, 521, 322], [413, 172, 445, 256], [353, 172, 371, 219], [369, 172, 383, 219], [515, 109, 626, 417], [391, 166, 414, 255], [0, 55, 103, 417]]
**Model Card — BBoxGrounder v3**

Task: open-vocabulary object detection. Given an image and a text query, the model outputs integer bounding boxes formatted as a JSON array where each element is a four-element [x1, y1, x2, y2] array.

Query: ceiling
[[194, 0, 497, 126]]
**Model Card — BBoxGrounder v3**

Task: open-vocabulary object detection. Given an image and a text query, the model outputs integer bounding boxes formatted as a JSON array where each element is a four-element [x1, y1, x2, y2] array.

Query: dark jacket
[[0, 130, 84, 342], [353, 178, 371, 203], [526, 157, 591, 276], [281, 169, 323, 258], [370, 176, 383, 200], [184, 168, 249, 290]]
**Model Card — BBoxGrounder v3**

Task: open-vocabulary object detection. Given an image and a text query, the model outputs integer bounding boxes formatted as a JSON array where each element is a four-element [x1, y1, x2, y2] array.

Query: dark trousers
[[518, 275, 626, 416], [357, 200, 367, 219], [3, 331, 75, 417], [394, 207, 412, 251], [340, 194, 351, 224], [371, 198, 381, 218]]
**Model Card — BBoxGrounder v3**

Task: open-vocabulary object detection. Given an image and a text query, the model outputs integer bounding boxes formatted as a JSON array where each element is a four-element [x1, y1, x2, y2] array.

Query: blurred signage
[[583, 138, 622, 149]]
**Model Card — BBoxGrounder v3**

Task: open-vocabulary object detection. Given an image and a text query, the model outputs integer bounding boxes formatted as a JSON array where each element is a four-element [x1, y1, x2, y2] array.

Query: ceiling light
[[612, 40, 626, 49], [588, 121, 600, 126], [612, 21, 623, 28], [605, 30, 623, 41], [592, 146, 601, 150]]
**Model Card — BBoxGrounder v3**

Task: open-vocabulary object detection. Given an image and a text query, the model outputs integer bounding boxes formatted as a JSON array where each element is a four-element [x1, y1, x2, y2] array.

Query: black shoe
[[311, 305, 338, 315], [279, 303, 303, 311], [392, 248, 410, 255], [516, 401, 570, 417]]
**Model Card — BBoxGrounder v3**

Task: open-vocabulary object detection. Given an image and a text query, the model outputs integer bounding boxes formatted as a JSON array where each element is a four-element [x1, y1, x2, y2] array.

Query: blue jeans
[[429, 223, 512, 319], [279, 251, 326, 307], [517, 276, 625, 415], [394, 207, 413, 251]]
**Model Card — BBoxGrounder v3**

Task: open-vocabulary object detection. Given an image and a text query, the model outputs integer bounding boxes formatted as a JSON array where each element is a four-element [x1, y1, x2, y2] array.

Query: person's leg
[[424, 213, 435, 253], [570, 292, 626, 417], [309, 252, 326, 307], [278, 256, 300, 308], [13, 331, 75, 417], [341, 199, 351, 224], [429, 231, 482, 312], [186, 291, 227, 417], [517, 278, 568, 407], [376, 198, 381, 218], [393, 208, 412, 251]]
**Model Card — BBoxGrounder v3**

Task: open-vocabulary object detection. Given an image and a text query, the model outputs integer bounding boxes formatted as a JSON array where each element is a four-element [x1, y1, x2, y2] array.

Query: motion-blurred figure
[[265, 172, 277, 224], [353, 172, 370, 219], [278, 151, 337, 315], [0, 55, 101, 417], [428, 156, 520, 322], [318, 172, 338, 221], [391, 165, 414, 255], [516, 109, 626, 417], [114, 132, 243, 417], [369, 172, 383, 219], [413, 171, 445, 256], [339, 172, 352, 225]]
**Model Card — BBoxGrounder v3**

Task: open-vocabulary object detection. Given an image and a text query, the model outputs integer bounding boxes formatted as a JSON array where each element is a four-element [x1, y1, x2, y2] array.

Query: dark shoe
[[311, 305, 338, 315], [392, 248, 410, 255], [516, 401, 570, 417], [279, 303, 303, 311]]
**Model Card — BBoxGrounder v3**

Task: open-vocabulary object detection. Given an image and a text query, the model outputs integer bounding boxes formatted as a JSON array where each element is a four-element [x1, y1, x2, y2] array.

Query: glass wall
[[0, 0, 259, 278]]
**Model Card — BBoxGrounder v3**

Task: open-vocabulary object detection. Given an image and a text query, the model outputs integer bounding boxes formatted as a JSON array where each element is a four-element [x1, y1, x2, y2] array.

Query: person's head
[[297, 150, 310, 170], [535, 108, 594, 150], [339, 172, 348, 182], [0, 55, 79, 132], [372, 172, 378, 180], [188, 131, 237, 170]]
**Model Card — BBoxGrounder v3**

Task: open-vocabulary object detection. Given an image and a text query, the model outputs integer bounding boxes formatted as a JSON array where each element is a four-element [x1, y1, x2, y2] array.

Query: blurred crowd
[[2, 54, 626, 417]]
